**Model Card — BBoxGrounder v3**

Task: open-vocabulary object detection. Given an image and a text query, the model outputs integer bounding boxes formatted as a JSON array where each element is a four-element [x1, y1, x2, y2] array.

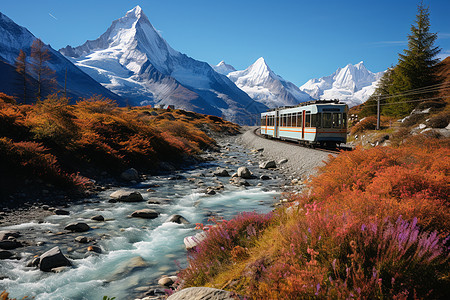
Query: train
[[260, 100, 348, 147]]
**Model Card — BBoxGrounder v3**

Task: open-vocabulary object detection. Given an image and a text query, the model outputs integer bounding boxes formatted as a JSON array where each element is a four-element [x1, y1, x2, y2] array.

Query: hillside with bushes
[[177, 132, 449, 298], [0, 92, 239, 204]]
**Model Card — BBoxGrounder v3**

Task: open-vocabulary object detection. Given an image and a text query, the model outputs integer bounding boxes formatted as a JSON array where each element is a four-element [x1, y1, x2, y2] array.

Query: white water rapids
[[0, 143, 284, 299]]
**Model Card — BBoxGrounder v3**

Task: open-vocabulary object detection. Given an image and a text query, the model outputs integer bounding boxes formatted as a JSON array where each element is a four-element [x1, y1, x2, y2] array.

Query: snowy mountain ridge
[[0, 11, 122, 102], [300, 61, 384, 107], [218, 57, 312, 108], [60, 6, 265, 124]]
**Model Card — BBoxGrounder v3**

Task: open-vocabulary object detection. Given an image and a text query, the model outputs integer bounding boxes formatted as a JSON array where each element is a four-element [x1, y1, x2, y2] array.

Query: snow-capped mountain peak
[[60, 6, 265, 124], [300, 61, 385, 107], [226, 57, 311, 108], [212, 61, 236, 75]]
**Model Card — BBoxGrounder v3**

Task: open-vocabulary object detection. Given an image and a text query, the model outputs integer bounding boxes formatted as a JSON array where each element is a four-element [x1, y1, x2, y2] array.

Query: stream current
[[0, 142, 285, 299]]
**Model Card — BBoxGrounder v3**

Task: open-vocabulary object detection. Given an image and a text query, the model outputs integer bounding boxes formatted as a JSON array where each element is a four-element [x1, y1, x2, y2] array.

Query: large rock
[[213, 168, 229, 177], [131, 209, 158, 219], [259, 160, 276, 169], [64, 222, 90, 232], [166, 214, 190, 225], [0, 231, 20, 240], [167, 287, 237, 300], [110, 190, 144, 202], [107, 256, 148, 281], [39, 247, 72, 272], [237, 166, 252, 179], [91, 215, 105, 221], [0, 250, 13, 259], [184, 231, 208, 250], [121, 168, 139, 181], [54, 209, 70, 215], [158, 275, 178, 287], [0, 240, 22, 250]]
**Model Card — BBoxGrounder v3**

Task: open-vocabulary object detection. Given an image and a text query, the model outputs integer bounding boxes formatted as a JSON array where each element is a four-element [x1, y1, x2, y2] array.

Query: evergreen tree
[[367, 2, 441, 117], [15, 50, 29, 103], [30, 38, 56, 100], [360, 67, 394, 117]]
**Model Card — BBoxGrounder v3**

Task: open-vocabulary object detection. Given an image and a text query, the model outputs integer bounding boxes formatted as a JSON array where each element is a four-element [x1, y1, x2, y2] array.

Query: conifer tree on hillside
[[15, 49, 29, 103], [365, 2, 441, 117], [30, 38, 57, 100]]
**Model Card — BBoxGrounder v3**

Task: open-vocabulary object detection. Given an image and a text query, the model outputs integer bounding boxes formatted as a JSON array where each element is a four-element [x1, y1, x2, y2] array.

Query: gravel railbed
[[236, 127, 335, 180]]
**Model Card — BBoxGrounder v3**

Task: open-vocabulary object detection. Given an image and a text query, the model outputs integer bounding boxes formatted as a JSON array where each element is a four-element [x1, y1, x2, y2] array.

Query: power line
[[362, 95, 449, 108], [373, 82, 450, 98], [377, 86, 450, 100]]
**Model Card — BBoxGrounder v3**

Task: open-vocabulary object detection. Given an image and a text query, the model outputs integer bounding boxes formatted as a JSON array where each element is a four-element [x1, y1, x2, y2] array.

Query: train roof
[[265, 99, 345, 112]]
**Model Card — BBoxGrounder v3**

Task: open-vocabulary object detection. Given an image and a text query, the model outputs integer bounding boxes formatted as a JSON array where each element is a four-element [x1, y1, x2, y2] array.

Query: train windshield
[[322, 112, 346, 128]]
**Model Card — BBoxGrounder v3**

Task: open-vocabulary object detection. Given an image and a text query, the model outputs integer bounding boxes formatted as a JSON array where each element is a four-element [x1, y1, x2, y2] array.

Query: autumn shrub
[[179, 212, 274, 287], [350, 116, 377, 135], [178, 134, 449, 299]]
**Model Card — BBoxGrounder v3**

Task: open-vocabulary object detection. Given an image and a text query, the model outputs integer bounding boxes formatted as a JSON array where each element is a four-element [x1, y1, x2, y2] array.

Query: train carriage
[[261, 100, 348, 147]]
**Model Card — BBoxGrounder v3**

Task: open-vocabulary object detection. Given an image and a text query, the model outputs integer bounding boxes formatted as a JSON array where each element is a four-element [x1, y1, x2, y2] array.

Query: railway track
[[253, 127, 352, 154]]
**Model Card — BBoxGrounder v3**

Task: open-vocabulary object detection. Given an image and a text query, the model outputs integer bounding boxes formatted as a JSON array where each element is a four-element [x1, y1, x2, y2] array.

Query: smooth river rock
[[166, 214, 190, 225], [131, 209, 158, 219], [64, 222, 90, 232], [110, 190, 144, 202], [39, 247, 72, 272], [259, 160, 276, 169], [167, 287, 237, 300], [237, 166, 252, 179]]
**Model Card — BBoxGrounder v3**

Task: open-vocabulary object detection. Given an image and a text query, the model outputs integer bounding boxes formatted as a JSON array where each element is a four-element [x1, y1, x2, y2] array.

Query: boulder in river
[[121, 168, 139, 181], [74, 236, 89, 243], [54, 209, 70, 215], [184, 231, 208, 250], [0, 240, 22, 250], [158, 275, 178, 287], [237, 166, 252, 179], [110, 190, 144, 202], [91, 215, 105, 222], [166, 214, 190, 225], [131, 209, 158, 219], [167, 287, 237, 300], [213, 168, 229, 177], [107, 256, 148, 282], [0, 250, 13, 259], [39, 246, 72, 272], [229, 177, 250, 187], [0, 231, 20, 240], [260, 175, 271, 180], [259, 160, 277, 169], [87, 245, 102, 253], [64, 222, 90, 232]]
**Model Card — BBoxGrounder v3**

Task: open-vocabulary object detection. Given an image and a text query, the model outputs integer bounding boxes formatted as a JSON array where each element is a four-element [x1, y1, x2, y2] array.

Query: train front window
[[332, 113, 342, 128]]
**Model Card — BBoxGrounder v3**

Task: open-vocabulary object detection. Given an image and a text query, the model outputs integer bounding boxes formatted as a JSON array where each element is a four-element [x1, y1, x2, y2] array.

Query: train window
[[305, 112, 311, 127], [343, 113, 347, 128], [311, 114, 321, 128], [261, 117, 265, 126], [298, 113, 303, 127], [332, 113, 341, 128], [323, 113, 332, 128]]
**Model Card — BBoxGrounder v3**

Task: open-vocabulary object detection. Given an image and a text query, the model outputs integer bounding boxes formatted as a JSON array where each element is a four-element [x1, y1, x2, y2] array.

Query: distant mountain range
[[0, 12, 123, 103], [0, 6, 384, 125], [60, 6, 266, 124], [213, 57, 312, 108], [299, 61, 384, 107]]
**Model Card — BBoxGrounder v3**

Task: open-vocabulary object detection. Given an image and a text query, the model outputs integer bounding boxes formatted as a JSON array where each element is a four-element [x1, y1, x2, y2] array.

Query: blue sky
[[1, 0, 449, 86]]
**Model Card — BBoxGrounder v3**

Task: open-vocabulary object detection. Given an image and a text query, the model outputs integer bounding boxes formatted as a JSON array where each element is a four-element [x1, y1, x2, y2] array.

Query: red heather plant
[[179, 212, 273, 286]]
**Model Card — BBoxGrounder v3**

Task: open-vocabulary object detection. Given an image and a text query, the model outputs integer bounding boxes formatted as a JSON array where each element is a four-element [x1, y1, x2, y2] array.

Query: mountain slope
[[225, 57, 312, 108], [300, 61, 384, 107], [212, 61, 236, 76], [0, 12, 123, 103], [60, 6, 266, 124]]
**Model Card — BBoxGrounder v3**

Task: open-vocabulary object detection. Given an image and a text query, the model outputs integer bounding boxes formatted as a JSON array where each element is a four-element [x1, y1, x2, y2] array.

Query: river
[[0, 140, 285, 299]]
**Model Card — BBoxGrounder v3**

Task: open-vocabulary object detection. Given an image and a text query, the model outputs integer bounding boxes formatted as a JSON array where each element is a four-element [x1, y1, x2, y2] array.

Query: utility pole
[[376, 96, 380, 130]]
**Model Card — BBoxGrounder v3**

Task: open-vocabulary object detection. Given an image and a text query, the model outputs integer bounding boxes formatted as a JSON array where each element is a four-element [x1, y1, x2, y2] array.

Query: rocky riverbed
[[0, 129, 330, 300]]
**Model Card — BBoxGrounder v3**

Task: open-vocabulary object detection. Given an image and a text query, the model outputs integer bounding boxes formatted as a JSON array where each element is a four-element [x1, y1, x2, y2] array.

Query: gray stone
[[166, 214, 190, 225], [91, 215, 105, 221], [110, 190, 144, 202], [64, 222, 90, 232], [39, 247, 72, 272], [74, 236, 89, 243], [184, 231, 208, 250], [229, 177, 250, 187], [51, 266, 70, 273], [158, 275, 178, 287], [0, 231, 20, 241], [213, 168, 229, 177], [107, 256, 148, 281], [167, 287, 237, 300], [237, 166, 252, 179], [121, 168, 139, 181], [0, 240, 22, 250], [131, 209, 158, 219], [205, 188, 216, 195], [27, 257, 40, 268], [87, 245, 102, 253], [0, 250, 13, 259], [54, 209, 70, 215], [259, 160, 276, 169], [260, 175, 271, 180], [278, 158, 288, 165]]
